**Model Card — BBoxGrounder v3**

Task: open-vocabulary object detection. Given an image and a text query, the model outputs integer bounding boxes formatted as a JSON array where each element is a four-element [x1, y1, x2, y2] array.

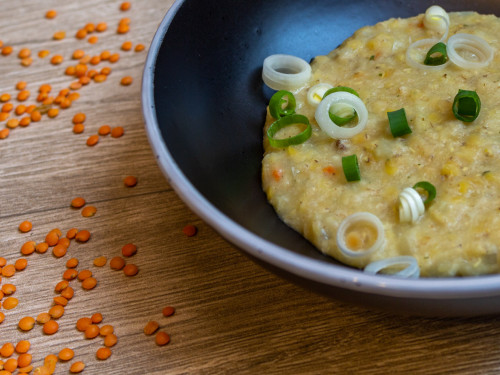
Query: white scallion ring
[[406, 38, 450, 71], [336, 212, 385, 258], [447, 33, 494, 69], [307, 83, 333, 107], [424, 5, 450, 36], [399, 187, 425, 223], [262, 54, 312, 91], [315, 92, 368, 139], [364, 256, 420, 279]]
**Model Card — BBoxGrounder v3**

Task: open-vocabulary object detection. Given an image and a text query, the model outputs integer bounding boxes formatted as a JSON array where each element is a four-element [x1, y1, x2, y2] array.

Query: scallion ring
[[269, 90, 296, 119], [307, 83, 333, 107], [323, 86, 360, 125], [342, 154, 361, 182], [424, 5, 450, 37], [364, 256, 420, 279], [406, 38, 450, 71], [447, 33, 494, 69], [336, 212, 385, 259], [387, 108, 412, 137], [267, 114, 312, 148], [323, 86, 360, 98], [315, 91, 368, 139], [452, 89, 481, 122], [262, 54, 312, 91], [399, 187, 425, 224], [424, 42, 448, 66], [413, 181, 436, 204]]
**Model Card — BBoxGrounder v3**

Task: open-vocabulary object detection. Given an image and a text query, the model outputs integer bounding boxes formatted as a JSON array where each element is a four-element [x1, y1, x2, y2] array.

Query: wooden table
[[1, 1, 500, 374]]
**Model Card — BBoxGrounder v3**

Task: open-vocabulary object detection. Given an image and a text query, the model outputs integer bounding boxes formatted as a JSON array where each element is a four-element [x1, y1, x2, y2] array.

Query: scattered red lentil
[[55, 280, 69, 292], [6, 118, 20, 129], [123, 263, 139, 276], [66, 228, 78, 239], [15, 340, 30, 354], [121, 243, 137, 257], [98, 124, 111, 135], [81, 205, 97, 217], [38, 49, 50, 58], [53, 296, 68, 306], [121, 41, 133, 51], [73, 123, 85, 133], [70, 361, 85, 373], [96, 22, 108, 32], [109, 52, 120, 63], [86, 134, 99, 146], [2, 264, 16, 277], [0, 342, 15, 357], [85, 324, 100, 339], [18, 48, 31, 59], [18, 220, 32, 233], [120, 76, 133, 86], [75, 29, 87, 39], [120, 2, 131, 11], [143, 320, 159, 335], [35, 242, 49, 253], [109, 256, 125, 270], [2, 46, 13, 56], [0, 93, 11, 102], [58, 348, 74, 361], [91, 313, 103, 324], [0, 129, 9, 139], [50, 54, 63, 65], [53, 31, 66, 40], [93, 74, 107, 83], [93, 256, 107, 267], [52, 244, 67, 258], [62, 269, 78, 281], [18, 316, 36, 331], [45, 9, 57, 19], [96, 347, 112, 360], [82, 277, 98, 290], [43, 320, 59, 335], [155, 331, 171, 346], [135, 43, 145, 52], [110, 126, 124, 138], [14, 258, 28, 271], [72, 49, 85, 59], [76, 317, 92, 331], [182, 224, 198, 237], [0, 312, 4, 324], [77, 269, 92, 281], [3, 296, 19, 309], [162, 306, 175, 317], [66, 258, 79, 268], [88, 35, 99, 44], [47, 107, 59, 118], [75, 229, 91, 242], [103, 333, 117, 347], [4, 358, 18, 372], [123, 175, 137, 187], [49, 305, 65, 319]]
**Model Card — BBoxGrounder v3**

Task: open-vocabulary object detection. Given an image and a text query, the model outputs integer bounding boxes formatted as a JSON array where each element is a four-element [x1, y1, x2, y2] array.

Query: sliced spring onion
[[364, 256, 420, 279], [336, 212, 385, 259], [399, 187, 425, 223], [447, 33, 494, 69], [424, 5, 450, 35], [315, 91, 368, 139], [452, 89, 481, 122], [406, 38, 450, 71], [267, 114, 312, 148], [424, 42, 448, 66], [323, 86, 360, 98], [262, 54, 312, 91], [342, 154, 361, 182], [307, 83, 333, 107], [323, 86, 360, 125], [413, 181, 436, 204], [387, 108, 412, 137], [269, 90, 296, 119]]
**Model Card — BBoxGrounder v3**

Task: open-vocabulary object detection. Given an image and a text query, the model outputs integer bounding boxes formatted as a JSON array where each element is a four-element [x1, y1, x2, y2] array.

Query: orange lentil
[[0, 94, 11, 102], [4, 358, 18, 372], [66, 228, 78, 239], [111, 126, 124, 138], [0, 312, 5, 324], [100, 325, 114, 336], [0, 128, 8, 140], [98, 125, 111, 135], [96, 347, 112, 360], [35, 242, 49, 253], [109, 256, 125, 270], [121, 41, 133, 51], [100, 66, 112, 75], [65, 66, 76, 76], [162, 306, 175, 317], [62, 269, 78, 280], [88, 35, 98, 44], [72, 113, 86, 124], [43, 320, 59, 335], [120, 76, 133, 86], [30, 110, 42, 122], [55, 280, 69, 292], [1, 46, 13, 56], [17, 90, 30, 101], [45, 231, 59, 246], [117, 23, 130, 34], [92, 256, 107, 268], [81, 206, 97, 217], [2, 284, 15, 295], [18, 316, 36, 331], [71, 196, 86, 208], [61, 286, 74, 300], [60, 88, 69, 96], [75, 29, 87, 39], [16, 81, 27, 90], [15, 104, 26, 116], [89, 55, 101, 65], [66, 258, 79, 269], [58, 348, 74, 361], [14, 258, 27, 271], [69, 361, 85, 373], [68, 92, 80, 101], [3, 297, 18, 309], [49, 305, 65, 319], [15, 340, 30, 354], [93, 74, 107, 83], [119, 17, 131, 25], [69, 81, 81, 90], [26, 104, 36, 113], [87, 69, 98, 78], [86, 134, 99, 146], [144, 320, 159, 335], [72, 49, 85, 60], [6, 118, 19, 129], [2, 102, 13, 112], [18, 353, 32, 368], [0, 342, 14, 357], [100, 50, 111, 60], [47, 108, 59, 118], [77, 269, 92, 281], [123, 175, 138, 187], [44, 354, 58, 373], [122, 243, 137, 257], [75, 230, 91, 242], [38, 49, 50, 58], [103, 333, 117, 347], [50, 54, 63, 65], [2, 265, 16, 277], [120, 2, 131, 11], [37, 92, 48, 102], [109, 53, 120, 63], [84, 22, 95, 32], [0, 112, 9, 122], [123, 264, 139, 276], [155, 331, 171, 346], [53, 31, 66, 40], [21, 241, 36, 255], [39, 84, 51, 93], [135, 43, 145, 52], [76, 317, 92, 331], [58, 237, 70, 248], [45, 9, 57, 19], [18, 220, 32, 233], [21, 58, 32, 67], [42, 97, 54, 106], [52, 244, 67, 258], [79, 76, 91, 85], [73, 123, 84, 133], [82, 277, 97, 290], [79, 55, 91, 64], [19, 117, 31, 127], [182, 224, 198, 237], [96, 22, 107, 32], [18, 48, 31, 59], [0, 257, 6, 266], [54, 95, 65, 105], [53, 296, 68, 306], [85, 324, 100, 339], [60, 97, 72, 109]]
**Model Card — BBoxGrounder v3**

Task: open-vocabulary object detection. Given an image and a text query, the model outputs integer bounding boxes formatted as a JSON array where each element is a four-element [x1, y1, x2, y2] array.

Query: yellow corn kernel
[[428, 112, 441, 123], [458, 180, 470, 194], [483, 171, 496, 182], [287, 146, 298, 156], [441, 162, 459, 177], [385, 159, 397, 175], [465, 133, 481, 147], [346, 39, 363, 50]]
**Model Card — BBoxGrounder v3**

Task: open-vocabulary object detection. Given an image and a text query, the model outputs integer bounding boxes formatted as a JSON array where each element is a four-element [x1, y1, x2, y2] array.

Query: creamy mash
[[262, 10, 500, 277]]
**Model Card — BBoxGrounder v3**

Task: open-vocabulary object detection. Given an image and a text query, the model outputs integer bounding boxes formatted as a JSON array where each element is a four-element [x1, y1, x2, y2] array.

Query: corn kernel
[[385, 159, 397, 175]]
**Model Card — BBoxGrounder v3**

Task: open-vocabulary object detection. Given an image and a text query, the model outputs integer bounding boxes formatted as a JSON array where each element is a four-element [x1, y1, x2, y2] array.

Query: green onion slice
[[269, 90, 296, 119], [413, 181, 436, 204], [323, 86, 360, 126], [452, 89, 481, 122], [267, 114, 311, 148], [424, 42, 448, 66], [342, 154, 361, 182], [387, 108, 412, 137]]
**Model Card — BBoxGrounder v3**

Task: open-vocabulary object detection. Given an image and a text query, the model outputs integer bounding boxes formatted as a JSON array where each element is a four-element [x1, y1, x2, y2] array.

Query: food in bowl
[[261, 6, 500, 277]]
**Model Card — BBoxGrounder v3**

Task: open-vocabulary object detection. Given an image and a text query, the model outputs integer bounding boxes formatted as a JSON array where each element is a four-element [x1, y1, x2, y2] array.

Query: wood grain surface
[[1, 1, 500, 374]]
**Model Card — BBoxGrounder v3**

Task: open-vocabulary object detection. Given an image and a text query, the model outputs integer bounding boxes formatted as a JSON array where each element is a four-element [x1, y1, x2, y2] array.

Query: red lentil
[[120, 2, 131, 11], [103, 333, 117, 347], [111, 126, 124, 137], [45, 9, 57, 19], [38, 49, 50, 58], [14, 258, 27, 271], [1, 46, 13, 56], [109, 53, 120, 63], [58, 348, 74, 361], [15, 340, 30, 354], [21, 241, 36, 255], [183, 224, 198, 237], [122, 243, 137, 257], [49, 305, 65, 319], [88, 35, 99, 44], [43, 320, 59, 335], [91, 313, 103, 324], [66, 228, 78, 239], [3, 296, 18, 309], [66, 258, 79, 268], [82, 277, 97, 290], [53, 296, 68, 306], [52, 244, 67, 258], [0, 342, 14, 357], [50, 54, 63, 65], [162, 306, 175, 317], [18, 353, 32, 368], [81, 205, 97, 217], [75, 230, 91, 242], [70, 361, 85, 373], [135, 43, 145, 52], [73, 123, 85, 133], [0, 129, 9, 139], [96, 347, 112, 360], [47, 108, 59, 118], [93, 74, 107, 83], [155, 331, 171, 346], [4, 358, 18, 372], [99, 325, 114, 336], [120, 76, 133, 86], [6, 118, 19, 129], [18, 316, 36, 331], [93, 256, 107, 267], [86, 134, 99, 146], [143, 320, 159, 335], [53, 31, 66, 40], [61, 286, 74, 300], [2, 265, 16, 277], [98, 124, 111, 135], [109, 256, 125, 270], [124, 264, 138, 277], [85, 324, 100, 339], [36, 312, 51, 325], [35, 242, 49, 253], [18, 48, 31, 59], [62, 269, 78, 280], [121, 41, 133, 51], [123, 175, 138, 187]]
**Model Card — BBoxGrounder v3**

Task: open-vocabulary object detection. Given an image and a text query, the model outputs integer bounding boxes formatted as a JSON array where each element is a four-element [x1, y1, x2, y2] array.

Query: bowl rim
[[141, 0, 500, 301]]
